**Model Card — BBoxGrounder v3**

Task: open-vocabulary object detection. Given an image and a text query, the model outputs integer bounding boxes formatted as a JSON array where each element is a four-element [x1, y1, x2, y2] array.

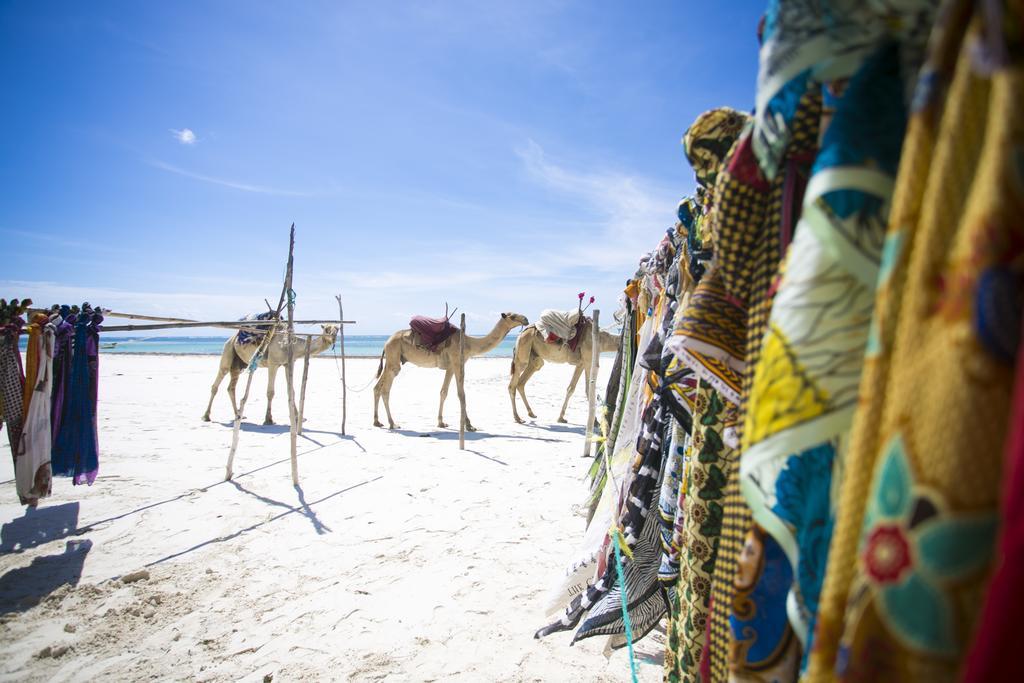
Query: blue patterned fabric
[[51, 315, 100, 485], [772, 443, 836, 667]]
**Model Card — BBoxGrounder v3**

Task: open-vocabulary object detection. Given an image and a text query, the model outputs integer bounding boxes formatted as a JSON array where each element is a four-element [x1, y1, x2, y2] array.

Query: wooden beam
[[101, 319, 355, 332]]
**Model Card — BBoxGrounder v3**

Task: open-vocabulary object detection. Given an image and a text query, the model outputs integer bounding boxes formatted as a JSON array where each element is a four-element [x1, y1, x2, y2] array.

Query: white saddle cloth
[[536, 309, 582, 341]]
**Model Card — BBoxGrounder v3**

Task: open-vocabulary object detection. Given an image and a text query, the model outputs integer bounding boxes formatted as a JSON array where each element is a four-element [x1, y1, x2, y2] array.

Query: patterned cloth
[[542, 309, 655, 618], [50, 308, 74, 440], [751, 0, 938, 179], [808, 5, 1024, 679], [728, 525, 800, 679], [665, 381, 735, 683], [703, 90, 819, 683], [0, 319, 25, 463], [658, 423, 689, 586], [235, 311, 276, 345], [739, 42, 907, 659], [683, 107, 750, 189], [16, 314, 54, 505], [51, 311, 102, 485]]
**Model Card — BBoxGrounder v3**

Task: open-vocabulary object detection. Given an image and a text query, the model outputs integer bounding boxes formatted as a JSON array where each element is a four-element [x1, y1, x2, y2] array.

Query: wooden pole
[[335, 294, 347, 436], [101, 319, 355, 332], [458, 313, 466, 450], [298, 336, 312, 436], [225, 223, 293, 481], [284, 228, 299, 486], [583, 309, 600, 458]]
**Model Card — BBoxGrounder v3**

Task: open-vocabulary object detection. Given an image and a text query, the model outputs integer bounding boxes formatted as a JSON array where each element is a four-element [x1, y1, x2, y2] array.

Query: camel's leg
[[379, 369, 401, 429], [203, 342, 237, 421], [264, 363, 279, 425], [508, 359, 526, 424], [517, 357, 543, 419], [202, 366, 229, 421], [373, 351, 403, 429], [455, 365, 476, 432], [437, 368, 454, 428], [557, 364, 585, 423]]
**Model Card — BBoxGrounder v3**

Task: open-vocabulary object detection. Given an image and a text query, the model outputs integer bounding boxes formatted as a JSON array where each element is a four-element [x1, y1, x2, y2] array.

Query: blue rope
[[612, 529, 640, 683]]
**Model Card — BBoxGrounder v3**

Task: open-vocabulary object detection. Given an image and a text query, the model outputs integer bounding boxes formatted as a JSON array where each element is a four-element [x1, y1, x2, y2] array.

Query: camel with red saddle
[[508, 313, 618, 424], [373, 311, 529, 431]]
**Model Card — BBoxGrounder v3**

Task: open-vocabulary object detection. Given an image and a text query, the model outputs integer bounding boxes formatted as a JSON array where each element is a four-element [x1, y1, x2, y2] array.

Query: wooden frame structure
[[36, 225, 356, 484]]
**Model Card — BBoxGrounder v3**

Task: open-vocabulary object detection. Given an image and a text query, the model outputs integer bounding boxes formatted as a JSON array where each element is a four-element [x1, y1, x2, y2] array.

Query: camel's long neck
[[464, 322, 514, 357], [313, 334, 336, 355]]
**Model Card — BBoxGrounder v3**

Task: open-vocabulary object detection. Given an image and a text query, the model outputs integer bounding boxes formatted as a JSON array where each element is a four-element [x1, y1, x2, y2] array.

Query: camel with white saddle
[[509, 320, 618, 424]]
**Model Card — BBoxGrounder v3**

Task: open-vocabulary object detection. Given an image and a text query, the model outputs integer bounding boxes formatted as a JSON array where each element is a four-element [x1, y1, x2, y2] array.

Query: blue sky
[[1, 1, 763, 335]]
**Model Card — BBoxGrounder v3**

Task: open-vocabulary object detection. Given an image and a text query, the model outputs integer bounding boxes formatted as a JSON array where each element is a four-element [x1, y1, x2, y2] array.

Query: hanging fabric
[[16, 313, 54, 505], [51, 306, 102, 485]]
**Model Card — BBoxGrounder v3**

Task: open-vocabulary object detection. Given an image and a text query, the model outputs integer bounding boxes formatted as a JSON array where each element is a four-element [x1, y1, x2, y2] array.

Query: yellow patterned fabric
[[667, 268, 747, 405], [808, 6, 1024, 680], [683, 107, 751, 188]]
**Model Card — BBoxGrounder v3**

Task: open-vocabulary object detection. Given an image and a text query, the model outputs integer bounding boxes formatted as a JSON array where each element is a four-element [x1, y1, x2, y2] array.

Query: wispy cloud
[[515, 139, 679, 271], [0, 227, 137, 255], [170, 128, 197, 145], [148, 160, 316, 197]]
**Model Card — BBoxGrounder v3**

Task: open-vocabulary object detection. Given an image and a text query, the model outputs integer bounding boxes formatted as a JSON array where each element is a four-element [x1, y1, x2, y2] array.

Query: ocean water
[[18, 335, 521, 358]]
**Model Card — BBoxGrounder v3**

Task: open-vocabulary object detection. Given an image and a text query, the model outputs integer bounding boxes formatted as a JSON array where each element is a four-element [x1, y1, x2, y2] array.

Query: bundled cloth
[[536, 309, 587, 350], [410, 314, 458, 352], [235, 311, 277, 345]]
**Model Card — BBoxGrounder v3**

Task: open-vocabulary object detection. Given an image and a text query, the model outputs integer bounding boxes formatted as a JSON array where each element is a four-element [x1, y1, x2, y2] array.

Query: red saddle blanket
[[410, 315, 458, 351], [545, 318, 589, 353]]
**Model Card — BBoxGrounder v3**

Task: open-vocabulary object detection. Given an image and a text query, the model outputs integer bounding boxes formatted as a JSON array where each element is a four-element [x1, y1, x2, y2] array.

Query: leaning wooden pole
[[458, 313, 467, 450], [338, 296, 348, 435], [583, 309, 600, 458], [283, 228, 299, 486], [225, 225, 293, 481], [225, 327, 277, 480], [298, 336, 312, 436]]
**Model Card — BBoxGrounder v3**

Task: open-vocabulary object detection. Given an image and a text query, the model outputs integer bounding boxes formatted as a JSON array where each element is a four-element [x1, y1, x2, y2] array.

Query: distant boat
[[100, 342, 118, 350]]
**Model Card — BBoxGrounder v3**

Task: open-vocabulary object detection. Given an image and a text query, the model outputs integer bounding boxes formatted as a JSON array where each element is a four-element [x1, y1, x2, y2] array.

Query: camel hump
[[409, 314, 458, 352]]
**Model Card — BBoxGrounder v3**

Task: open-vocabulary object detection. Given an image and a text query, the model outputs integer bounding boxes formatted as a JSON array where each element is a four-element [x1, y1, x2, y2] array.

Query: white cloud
[[515, 139, 679, 272], [171, 128, 197, 145], [149, 160, 315, 197]]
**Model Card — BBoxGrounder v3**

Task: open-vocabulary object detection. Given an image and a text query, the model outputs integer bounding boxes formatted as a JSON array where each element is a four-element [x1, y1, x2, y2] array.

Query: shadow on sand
[[0, 534, 92, 614], [390, 428, 562, 444], [0, 502, 82, 554], [141, 476, 382, 570]]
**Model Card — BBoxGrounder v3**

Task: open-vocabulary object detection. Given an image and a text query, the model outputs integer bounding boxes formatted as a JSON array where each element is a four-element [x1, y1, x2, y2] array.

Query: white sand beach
[[0, 354, 661, 682]]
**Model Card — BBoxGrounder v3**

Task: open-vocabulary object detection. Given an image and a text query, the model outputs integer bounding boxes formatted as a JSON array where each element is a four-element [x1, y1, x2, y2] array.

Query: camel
[[373, 312, 529, 431], [202, 324, 339, 424], [508, 321, 619, 424]]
